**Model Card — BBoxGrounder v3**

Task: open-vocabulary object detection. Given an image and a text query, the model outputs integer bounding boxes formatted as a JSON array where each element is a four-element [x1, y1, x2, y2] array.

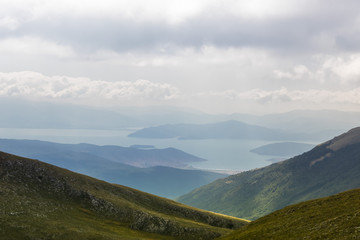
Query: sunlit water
[[0, 128, 275, 171]]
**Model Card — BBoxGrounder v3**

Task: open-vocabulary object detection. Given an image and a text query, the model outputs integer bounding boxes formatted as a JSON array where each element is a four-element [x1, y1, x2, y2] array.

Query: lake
[[0, 128, 275, 171]]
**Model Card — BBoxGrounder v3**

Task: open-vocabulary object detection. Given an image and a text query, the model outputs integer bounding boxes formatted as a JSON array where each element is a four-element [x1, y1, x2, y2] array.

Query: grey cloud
[[2, 0, 360, 54]]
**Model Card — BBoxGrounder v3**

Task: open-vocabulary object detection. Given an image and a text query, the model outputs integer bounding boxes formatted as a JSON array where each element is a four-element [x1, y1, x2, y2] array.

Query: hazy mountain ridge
[[243, 109, 360, 133], [0, 151, 247, 240], [0, 139, 205, 168], [219, 188, 360, 239], [178, 127, 360, 220], [250, 142, 315, 157], [129, 120, 314, 141], [1, 99, 359, 137], [0, 139, 225, 198], [0, 98, 220, 129]]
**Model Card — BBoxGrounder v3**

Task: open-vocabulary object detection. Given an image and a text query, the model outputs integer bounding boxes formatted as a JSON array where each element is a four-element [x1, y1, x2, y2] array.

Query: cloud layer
[[1, 71, 359, 114], [0, 72, 179, 105], [0, 0, 359, 113], [203, 88, 360, 105], [1, 0, 360, 52]]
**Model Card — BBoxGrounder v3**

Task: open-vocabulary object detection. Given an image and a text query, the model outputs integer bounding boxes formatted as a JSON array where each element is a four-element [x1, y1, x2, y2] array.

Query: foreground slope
[[178, 127, 360, 220], [219, 188, 360, 239], [0, 151, 248, 240]]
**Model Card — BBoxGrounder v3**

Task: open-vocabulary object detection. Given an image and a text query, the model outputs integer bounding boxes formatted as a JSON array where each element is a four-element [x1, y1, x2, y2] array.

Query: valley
[[2, 2, 360, 239], [1, 121, 360, 239], [1, 126, 360, 239]]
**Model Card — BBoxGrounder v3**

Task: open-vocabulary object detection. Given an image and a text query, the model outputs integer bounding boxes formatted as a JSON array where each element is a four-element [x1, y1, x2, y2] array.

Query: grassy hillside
[[219, 188, 360, 239], [178, 127, 360, 220], [0, 151, 248, 240]]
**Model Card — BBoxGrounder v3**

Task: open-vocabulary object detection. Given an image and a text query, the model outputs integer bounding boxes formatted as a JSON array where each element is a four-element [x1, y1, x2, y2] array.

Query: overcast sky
[[1, 0, 360, 114]]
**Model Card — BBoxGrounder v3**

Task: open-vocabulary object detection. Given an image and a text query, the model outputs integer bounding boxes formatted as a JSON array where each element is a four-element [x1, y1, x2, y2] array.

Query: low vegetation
[[0, 151, 248, 240], [219, 188, 360, 239]]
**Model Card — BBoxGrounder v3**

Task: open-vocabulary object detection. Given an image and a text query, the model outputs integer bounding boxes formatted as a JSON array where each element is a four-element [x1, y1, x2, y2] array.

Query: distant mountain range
[[178, 127, 360, 220], [0, 139, 205, 168], [0, 139, 225, 198], [0, 151, 247, 240], [220, 188, 360, 239], [250, 142, 315, 157], [129, 120, 321, 141], [1, 98, 359, 139]]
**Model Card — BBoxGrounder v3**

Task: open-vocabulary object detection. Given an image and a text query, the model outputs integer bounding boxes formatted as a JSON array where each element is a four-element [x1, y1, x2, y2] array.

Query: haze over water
[[0, 127, 274, 171]]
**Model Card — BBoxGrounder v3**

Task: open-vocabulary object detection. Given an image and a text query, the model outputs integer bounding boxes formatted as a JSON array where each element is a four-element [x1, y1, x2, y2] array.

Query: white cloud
[[0, 16, 19, 30], [90, 45, 269, 68], [174, 87, 360, 114], [0, 71, 359, 113], [322, 55, 360, 84], [200, 87, 360, 105], [226, 0, 303, 19], [0, 37, 75, 58], [1, 0, 314, 24], [274, 54, 360, 85], [274, 65, 314, 81], [0, 0, 212, 25], [90, 49, 182, 67], [0, 72, 179, 104]]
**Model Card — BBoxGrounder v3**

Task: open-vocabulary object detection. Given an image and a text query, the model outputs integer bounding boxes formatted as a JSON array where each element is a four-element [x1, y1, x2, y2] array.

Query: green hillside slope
[[219, 188, 360, 239], [0, 151, 248, 240], [178, 127, 360, 220]]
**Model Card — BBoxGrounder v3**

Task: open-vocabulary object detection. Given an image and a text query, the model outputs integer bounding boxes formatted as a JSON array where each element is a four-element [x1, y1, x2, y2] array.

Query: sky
[[1, 0, 360, 114]]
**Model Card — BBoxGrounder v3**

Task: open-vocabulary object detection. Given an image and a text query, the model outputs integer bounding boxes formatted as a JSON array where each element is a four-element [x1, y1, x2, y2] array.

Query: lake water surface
[[0, 128, 274, 171]]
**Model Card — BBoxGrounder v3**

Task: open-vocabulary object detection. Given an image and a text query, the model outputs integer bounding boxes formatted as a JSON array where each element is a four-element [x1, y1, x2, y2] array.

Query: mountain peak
[[326, 127, 360, 151]]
